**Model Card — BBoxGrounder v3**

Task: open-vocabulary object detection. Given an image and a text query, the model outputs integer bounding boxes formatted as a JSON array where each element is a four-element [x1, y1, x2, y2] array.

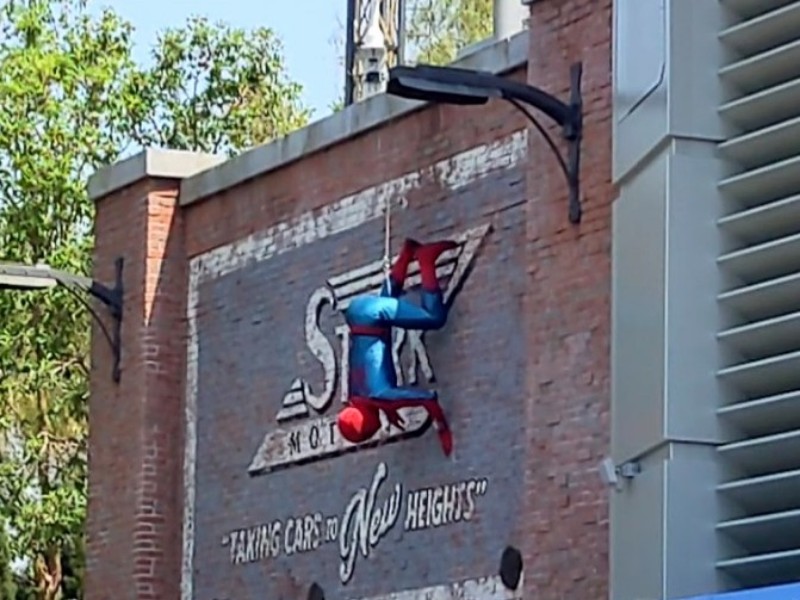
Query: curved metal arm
[[0, 258, 124, 382], [387, 62, 584, 224], [507, 63, 583, 223]]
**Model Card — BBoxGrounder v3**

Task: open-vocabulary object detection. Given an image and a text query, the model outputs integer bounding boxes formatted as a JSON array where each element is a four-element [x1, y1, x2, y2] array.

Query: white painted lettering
[[308, 424, 321, 449], [227, 531, 238, 564], [430, 488, 443, 527], [235, 532, 246, 564], [442, 484, 457, 523], [245, 527, 258, 562], [223, 466, 490, 585], [464, 481, 478, 521], [403, 490, 418, 531], [303, 287, 338, 413], [325, 516, 339, 543], [403, 478, 489, 532], [405, 330, 433, 384], [335, 324, 350, 404], [288, 430, 302, 455], [257, 524, 270, 559], [338, 462, 402, 585], [224, 520, 283, 565], [392, 329, 406, 384], [284, 517, 295, 555]]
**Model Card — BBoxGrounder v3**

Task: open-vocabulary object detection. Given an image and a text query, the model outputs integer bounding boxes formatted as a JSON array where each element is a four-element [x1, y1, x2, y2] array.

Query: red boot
[[422, 399, 453, 456], [387, 238, 419, 295], [415, 240, 458, 291]]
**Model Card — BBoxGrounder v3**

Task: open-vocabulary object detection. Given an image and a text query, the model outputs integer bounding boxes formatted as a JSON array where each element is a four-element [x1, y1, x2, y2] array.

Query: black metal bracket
[[387, 62, 584, 224], [86, 257, 124, 383], [0, 258, 124, 383], [49, 258, 124, 383]]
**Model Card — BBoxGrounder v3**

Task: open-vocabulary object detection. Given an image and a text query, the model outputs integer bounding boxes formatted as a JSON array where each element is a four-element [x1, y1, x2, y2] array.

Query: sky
[[92, 0, 346, 121]]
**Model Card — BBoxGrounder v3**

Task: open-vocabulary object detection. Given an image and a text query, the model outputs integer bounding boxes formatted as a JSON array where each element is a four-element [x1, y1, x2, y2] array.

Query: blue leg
[[373, 386, 437, 401], [391, 290, 448, 331], [345, 292, 448, 331]]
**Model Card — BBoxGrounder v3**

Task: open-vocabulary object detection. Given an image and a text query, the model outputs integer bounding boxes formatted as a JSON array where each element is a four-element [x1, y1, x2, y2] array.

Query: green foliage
[[406, 0, 493, 65], [124, 16, 310, 155], [0, 521, 17, 600], [0, 1, 309, 598], [329, 97, 345, 113]]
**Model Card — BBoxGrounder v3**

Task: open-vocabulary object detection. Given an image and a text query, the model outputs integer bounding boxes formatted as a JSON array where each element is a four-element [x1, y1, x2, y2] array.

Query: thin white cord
[[382, 198, 392, 278]]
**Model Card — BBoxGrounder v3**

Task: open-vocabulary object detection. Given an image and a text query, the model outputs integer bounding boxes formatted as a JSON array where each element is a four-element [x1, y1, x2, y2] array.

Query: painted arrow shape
[[247, 222, 492, 476]]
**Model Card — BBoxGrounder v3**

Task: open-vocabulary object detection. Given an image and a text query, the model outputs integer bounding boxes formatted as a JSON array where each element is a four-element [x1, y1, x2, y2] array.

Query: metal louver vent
[[716, 0, 800, 589]]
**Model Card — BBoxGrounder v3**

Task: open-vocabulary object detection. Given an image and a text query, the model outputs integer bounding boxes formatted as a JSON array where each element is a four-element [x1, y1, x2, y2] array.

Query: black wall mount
[[499, 545, 524, 590], [387, 62, 584, 224], [307, 582, 325, 600]]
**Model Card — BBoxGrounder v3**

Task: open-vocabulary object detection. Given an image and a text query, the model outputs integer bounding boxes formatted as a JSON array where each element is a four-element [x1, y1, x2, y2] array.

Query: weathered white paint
[[188, 133, 524, 285], [223, 460, 494, 588], [182, 130, 527, 600], [339, 462, 403, 584], [251, 223, 491, 473], [247, 407, 431, 476], [403, 477, 488, 531], [350, 575, 524, 600], [302, 286, 338, 413], [339, 462, 491, 584], [273, 223, 490, 418]]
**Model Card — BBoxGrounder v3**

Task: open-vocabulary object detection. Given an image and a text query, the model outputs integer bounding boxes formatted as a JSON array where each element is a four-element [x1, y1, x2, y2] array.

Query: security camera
[[598, 457, 641, 491], [598, 457, 619, 488]]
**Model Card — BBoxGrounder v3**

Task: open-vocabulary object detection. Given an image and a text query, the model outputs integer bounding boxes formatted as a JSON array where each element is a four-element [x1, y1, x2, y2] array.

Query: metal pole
[[344, 0, 357, 106], [397, 0, 406, 65]]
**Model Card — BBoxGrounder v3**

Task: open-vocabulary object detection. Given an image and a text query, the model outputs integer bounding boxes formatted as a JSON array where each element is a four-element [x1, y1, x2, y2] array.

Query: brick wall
[[184, 78, 530, 600], [87, 1, 614, 597], [88, 178, 188, 600], [522, 1, 613, 598]]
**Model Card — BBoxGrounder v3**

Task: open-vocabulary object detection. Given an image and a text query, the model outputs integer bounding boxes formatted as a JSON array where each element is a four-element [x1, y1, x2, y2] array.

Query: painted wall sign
[[222, 462, 489, 584], [247, 223, 491, 476], [183, 129, 529, 600]]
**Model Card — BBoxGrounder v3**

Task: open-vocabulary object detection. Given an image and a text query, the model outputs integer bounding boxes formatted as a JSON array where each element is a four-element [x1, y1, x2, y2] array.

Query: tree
[[0, 519, 17, 600], [406, 0, 493, 65], [125, 15, 310, 155], [0, 1, 309, 598]]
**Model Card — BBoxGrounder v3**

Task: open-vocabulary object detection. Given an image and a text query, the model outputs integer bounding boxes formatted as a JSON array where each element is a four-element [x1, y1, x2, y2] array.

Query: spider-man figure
[[336, 238, 457, 456]]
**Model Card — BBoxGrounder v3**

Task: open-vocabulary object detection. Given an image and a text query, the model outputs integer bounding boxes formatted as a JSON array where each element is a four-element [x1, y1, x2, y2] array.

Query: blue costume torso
[[344, 279, 447, 403], [335, 238, 457, 455]]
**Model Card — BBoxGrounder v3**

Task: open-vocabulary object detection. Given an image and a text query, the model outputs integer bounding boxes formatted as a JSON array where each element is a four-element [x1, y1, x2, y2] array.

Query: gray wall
[[610, 0, 727, 598]]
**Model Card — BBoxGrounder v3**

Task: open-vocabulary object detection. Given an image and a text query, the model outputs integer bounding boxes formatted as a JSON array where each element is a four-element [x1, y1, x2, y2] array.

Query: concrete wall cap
[[88, 147, 226, 202], [179, 31, 529, 207]]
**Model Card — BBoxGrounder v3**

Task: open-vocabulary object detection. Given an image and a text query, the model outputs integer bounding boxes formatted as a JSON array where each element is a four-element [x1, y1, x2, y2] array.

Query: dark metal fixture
[[307, 582, 325, 600], [387, 62, 584, 223], [0, 257, 124, 382], [499, 545, 523, 590]]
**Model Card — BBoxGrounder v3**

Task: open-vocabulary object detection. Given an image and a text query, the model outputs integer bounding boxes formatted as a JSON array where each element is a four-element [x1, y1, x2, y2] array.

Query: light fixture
[[387, 62, 583, 223], [0, 258, 124, 382]]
